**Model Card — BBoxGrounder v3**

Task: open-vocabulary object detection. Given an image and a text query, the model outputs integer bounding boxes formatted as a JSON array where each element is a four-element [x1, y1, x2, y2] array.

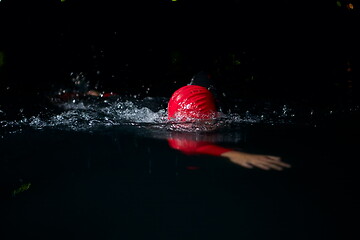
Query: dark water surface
[[1, 97, 359, 240]]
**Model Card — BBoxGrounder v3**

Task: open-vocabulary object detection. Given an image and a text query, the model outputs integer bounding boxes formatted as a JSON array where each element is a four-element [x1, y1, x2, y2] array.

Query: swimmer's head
[[167, 85, 217, 121]]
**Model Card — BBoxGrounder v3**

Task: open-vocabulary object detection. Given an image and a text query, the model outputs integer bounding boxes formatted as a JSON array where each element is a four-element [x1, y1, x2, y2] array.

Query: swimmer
[[167, 71, 291, 171]]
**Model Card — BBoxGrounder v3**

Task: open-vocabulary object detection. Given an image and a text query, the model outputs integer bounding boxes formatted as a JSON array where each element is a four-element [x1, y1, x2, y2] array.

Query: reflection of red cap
[[168, 85, 217, 120], [167, 138, 230, 156]]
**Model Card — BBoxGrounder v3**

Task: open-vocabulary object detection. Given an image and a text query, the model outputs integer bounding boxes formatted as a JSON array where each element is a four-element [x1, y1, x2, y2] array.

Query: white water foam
[[2, 96, 356, 137]]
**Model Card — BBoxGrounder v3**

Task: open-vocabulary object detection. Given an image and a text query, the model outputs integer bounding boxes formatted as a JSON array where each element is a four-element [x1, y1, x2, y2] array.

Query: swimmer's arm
[[86, 90, 101, 97], [182, 143, 291, 171], [220, 151, 291, 171]]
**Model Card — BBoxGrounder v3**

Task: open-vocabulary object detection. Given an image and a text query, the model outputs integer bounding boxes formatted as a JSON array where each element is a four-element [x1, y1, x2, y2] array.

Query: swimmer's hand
[[221, 151, 291, 171], [86, 90, 101, 97]]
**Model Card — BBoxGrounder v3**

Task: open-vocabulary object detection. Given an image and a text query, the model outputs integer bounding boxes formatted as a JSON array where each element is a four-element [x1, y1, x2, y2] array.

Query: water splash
[[20, 99, 168, 131], [1, 96, 359, 138]]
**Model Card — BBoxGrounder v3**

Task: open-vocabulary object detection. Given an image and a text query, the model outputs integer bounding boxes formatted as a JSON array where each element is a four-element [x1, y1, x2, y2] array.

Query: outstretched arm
[[221, 151, 291, 171], [168, 138, 291, 171]]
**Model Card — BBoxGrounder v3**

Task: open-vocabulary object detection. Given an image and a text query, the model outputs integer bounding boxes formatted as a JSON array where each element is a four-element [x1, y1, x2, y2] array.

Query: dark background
[[1, 2, 359, 239], [0, 0, 359, 107]]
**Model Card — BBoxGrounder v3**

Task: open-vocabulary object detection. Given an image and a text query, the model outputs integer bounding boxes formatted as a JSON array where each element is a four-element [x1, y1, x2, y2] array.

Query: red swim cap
[[167, 85, 217, 120]]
